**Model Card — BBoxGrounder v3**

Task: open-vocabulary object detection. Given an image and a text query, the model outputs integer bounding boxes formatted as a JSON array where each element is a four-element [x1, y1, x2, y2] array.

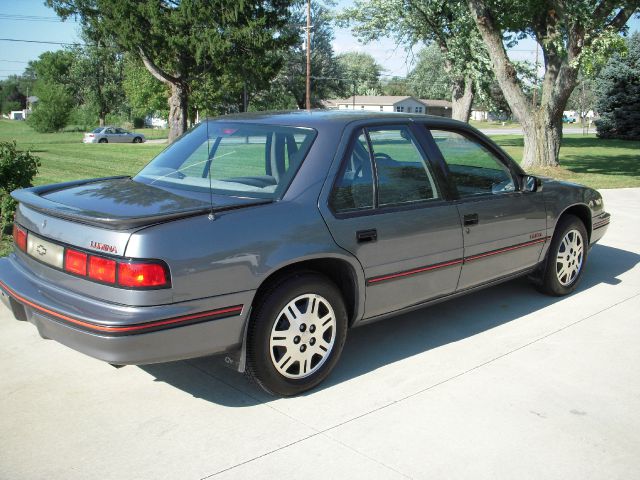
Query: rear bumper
[[0, 255, 254, 365]]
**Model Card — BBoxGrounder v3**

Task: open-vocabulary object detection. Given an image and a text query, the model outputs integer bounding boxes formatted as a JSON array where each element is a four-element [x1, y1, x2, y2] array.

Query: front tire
[[537, 214, 588, 296], [246, 272, 348, 396], [133, 137, 143, 143]]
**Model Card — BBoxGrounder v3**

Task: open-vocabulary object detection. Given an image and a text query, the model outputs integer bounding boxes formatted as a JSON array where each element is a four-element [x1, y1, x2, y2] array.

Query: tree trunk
[[521, 110, 562, 169], [99, 116, 105, 127], [451, 76, 474, 122], [168, 82, 188, 143]]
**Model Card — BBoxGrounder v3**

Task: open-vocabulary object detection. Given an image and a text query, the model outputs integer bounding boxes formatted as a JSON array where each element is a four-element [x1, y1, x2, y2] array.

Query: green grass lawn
[[492, 134, 640, 189], [0, 120, 166, 185]]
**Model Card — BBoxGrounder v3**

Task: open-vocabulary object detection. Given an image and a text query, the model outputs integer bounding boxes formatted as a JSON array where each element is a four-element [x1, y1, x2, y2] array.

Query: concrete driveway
[[1, 189, 639, 480]]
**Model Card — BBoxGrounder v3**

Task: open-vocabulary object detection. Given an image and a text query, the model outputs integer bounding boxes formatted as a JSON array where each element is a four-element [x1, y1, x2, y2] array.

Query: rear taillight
[[13, 223, 27, 252], [12, 224, 169, 289], [118, 262, 168, 288], [88, 256, 116, 284], [65, 248, 87, 276], [87, 134, 94, 137]]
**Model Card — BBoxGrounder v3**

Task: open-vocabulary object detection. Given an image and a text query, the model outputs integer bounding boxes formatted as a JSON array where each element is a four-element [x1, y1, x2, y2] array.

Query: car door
[[321, 125, 464, 320], [426, 128, 547, 291], [114, 128, 128, 143]]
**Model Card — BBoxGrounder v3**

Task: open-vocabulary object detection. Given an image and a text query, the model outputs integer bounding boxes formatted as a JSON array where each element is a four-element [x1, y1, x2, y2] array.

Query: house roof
[[327, 96, 453, 109], [331, 95, 422, 106], [420, 99, 452, 108]]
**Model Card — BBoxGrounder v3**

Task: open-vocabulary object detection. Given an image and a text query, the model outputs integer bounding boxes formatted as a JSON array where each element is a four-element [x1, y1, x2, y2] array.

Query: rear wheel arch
[[251, 257, 362, 328]]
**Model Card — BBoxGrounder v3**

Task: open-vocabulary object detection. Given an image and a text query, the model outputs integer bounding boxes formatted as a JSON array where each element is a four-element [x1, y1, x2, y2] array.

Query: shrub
[[0, 141, 40, 238], [27, 82, 74, 133]]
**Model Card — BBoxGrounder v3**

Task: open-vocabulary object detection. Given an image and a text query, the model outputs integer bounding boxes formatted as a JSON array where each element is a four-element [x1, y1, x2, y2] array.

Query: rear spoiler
[[12, 176, 270, 230]]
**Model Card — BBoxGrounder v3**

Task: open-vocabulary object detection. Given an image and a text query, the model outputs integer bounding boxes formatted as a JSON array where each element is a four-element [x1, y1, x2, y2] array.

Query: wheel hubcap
[[269, 294, 336, 379], [556, 229, 584, 286]]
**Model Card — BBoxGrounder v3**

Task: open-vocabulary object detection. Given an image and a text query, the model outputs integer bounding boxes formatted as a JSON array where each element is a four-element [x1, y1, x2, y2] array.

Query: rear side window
[[330, 130, 374, 212], [367, 127, 439, 206], [330, 125, 439, 213], [430, 130, 514, 197]]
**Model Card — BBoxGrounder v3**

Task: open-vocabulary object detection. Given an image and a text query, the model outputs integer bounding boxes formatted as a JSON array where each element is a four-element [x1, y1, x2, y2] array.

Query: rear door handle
[[356, 229, 377, 243], [463, 213, 479, 226]]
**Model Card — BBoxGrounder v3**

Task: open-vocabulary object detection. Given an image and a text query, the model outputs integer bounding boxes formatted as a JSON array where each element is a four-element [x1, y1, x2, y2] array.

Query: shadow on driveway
[[140, 243, 638, 406]]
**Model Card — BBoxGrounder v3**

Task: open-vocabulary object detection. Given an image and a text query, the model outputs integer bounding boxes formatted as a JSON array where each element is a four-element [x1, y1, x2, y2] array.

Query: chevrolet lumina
[[0, 111, 610, 396]]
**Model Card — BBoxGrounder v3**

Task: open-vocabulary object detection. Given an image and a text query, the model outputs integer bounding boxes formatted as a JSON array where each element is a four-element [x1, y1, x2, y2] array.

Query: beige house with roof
[[325, 95, 452, 117]]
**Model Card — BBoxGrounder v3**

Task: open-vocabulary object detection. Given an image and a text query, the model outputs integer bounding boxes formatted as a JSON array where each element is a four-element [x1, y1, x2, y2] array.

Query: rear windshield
[[135, 121, 316, 199]]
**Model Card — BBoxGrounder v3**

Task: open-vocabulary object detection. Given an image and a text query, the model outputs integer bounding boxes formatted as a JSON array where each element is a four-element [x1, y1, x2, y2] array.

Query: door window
[[430, 130, 514, 197], [367, 127, 439, 206], [330, 130, 374, 212]]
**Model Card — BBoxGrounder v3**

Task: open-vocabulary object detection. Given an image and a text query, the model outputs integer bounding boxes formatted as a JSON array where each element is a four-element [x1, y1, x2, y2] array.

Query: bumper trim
[[0, 279, 243, 336]]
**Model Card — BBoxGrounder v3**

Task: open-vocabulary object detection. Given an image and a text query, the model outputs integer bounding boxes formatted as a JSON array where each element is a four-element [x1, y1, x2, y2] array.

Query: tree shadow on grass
[[140, 242, 639, 407]]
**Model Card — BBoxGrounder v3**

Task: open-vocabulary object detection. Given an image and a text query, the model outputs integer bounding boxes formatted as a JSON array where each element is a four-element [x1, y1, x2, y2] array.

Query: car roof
[[204, 110, 466, 130]]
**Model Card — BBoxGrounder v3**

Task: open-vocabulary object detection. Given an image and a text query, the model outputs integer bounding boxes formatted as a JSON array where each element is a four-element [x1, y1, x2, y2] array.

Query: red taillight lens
[[13, 223, 27, 252], [118, 262, 168, 288], [88, 256, 116, 284], [65, 248, 87, 276]]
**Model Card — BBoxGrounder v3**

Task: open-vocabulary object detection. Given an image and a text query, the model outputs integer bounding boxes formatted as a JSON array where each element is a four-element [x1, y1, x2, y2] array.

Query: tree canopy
[[48, 0, 298, 142]]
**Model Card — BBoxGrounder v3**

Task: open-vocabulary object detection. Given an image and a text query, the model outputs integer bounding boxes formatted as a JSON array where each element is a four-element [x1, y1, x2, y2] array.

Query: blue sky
[[0, 0, 638, 79]]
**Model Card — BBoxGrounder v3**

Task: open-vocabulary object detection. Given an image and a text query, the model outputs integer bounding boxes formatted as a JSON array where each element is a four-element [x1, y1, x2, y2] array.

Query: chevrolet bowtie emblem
[[36, 244, 47, 256]]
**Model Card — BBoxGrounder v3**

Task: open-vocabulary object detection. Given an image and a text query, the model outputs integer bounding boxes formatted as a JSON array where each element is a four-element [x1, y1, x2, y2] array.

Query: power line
[[0, 38, 85, 46], [0, 13, 74, 23], [0, 59, 29, 63]]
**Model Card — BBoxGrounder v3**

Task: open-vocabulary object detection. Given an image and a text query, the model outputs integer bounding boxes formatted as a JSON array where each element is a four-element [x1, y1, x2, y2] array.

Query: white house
[[324, 95, 452, 117]]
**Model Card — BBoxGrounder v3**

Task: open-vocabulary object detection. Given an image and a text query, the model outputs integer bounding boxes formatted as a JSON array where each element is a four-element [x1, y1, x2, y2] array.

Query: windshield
[[135, 121, 316, 199]]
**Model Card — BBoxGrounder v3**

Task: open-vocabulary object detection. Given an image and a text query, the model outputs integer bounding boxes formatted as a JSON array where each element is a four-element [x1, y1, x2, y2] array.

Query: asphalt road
[[1, 189, 638, 480]]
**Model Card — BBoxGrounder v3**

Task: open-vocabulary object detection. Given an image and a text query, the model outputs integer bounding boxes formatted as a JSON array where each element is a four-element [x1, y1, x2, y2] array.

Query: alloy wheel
[[269, 293, 336, 379], [556, 229, 584, 286]]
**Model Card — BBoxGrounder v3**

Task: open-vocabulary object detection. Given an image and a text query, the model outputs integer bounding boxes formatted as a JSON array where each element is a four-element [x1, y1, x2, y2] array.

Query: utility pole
[[305, 0, 311, 111]]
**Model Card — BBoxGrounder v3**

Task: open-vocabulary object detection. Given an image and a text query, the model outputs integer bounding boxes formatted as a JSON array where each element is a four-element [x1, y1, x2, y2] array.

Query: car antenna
[[205, 117, 215, 221]]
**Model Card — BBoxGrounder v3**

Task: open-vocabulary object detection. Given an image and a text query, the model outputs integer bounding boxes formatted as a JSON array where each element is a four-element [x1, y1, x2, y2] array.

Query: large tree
[[335, 52, 383, 95], [407, 45, 452, 100], [340, 0, 489, 121], [466, 0, 639, 168], [70, 30, 126, 127], [48, 0, 297, 142]]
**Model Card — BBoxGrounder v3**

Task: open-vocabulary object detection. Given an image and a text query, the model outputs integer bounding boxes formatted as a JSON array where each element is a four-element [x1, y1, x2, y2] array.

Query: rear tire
[[246, 272, 348, 396], [536, 214, 588, 296], [98, 138, 108, 143]]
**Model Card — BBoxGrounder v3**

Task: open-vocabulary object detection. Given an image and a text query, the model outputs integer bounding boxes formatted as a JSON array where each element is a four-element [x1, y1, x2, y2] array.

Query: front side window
[[135, 122, 316, 199], [430, 130, 515, 197]]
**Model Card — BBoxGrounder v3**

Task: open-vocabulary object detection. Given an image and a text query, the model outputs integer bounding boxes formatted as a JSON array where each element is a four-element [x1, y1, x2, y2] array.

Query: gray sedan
[[83, 126, 146, 144], [2, 111, 609, 396]]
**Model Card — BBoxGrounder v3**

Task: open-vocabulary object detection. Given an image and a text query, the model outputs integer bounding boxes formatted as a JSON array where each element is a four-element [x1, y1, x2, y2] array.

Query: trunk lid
[[12, 176, 270, 231]]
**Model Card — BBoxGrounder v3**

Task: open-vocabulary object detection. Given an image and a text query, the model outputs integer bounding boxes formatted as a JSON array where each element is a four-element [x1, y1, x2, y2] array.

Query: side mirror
[[522, 175, 541, 193]]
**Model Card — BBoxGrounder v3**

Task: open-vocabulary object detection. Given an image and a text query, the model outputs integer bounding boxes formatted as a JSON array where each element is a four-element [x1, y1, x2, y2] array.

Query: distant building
[[419, 99, 452, 118], [9, 110, 28, 120], [323, 95, 452, 118]]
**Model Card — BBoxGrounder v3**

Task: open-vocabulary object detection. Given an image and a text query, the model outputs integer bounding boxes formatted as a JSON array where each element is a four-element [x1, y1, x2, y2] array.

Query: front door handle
[[463, 213, 479, 226], [356, 229, 377, 243]]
